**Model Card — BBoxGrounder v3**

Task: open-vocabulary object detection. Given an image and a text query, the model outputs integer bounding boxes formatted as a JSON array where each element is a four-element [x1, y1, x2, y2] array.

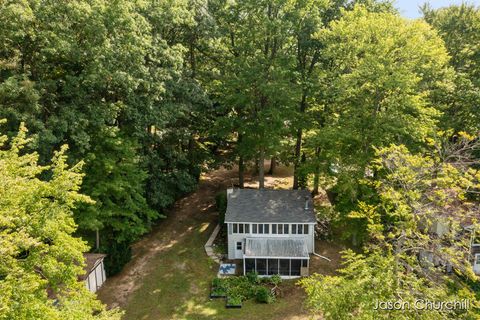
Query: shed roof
[[79, 253, 106, 280], [244, 238, 309, 258], [224, 188, 316, 223]]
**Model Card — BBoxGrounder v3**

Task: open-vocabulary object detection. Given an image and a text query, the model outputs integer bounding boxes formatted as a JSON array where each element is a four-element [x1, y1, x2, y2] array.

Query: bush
[[246, 271, 259, 284], [256, 286, 275, 304], [226, 294, 243, 306], [269, 274, 282, 286], [215, 191, 227, 224], [101, 239, 132, 276]]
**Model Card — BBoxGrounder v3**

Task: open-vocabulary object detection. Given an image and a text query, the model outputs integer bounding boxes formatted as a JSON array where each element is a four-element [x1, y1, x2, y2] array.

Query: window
[[259, 224, 264, 234], [277, 224, 283, 234], [264, 224, 269, 234], [236, 242, 242, 250], [291, 260, 301, 276], [284, 224, 289, 234], [279, 259, 290, 276], [268, 259, 279, 275], [253, 224, 257, 233], [245, 259, 255, 273], [304, 224, 309, 234], [232, 223, 249, 234], [272, 224, 277, 234], [298, 224, 303, 234], [256, 259, 267, 275], [302, 259, 308, 268], [292, 224, 297, 234]]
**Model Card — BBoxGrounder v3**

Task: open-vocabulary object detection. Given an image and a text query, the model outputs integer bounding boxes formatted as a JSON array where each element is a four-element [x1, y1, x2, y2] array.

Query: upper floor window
[[252, 223, 270, 234], [272, 224, 289, 234], [232, 223, 250, 234], [291, 224, 309, 235]]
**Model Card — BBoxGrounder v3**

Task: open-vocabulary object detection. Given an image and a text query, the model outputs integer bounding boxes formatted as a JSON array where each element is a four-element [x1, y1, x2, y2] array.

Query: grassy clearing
[[120, 221, 313, 320]]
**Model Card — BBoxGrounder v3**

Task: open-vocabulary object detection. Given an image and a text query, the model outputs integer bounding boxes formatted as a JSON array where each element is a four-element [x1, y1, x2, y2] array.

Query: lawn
[[119, 221, 314, 320]]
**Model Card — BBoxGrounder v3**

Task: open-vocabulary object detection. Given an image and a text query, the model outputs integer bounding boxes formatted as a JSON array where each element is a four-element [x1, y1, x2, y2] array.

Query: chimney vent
[[304, 196, 309, 210]]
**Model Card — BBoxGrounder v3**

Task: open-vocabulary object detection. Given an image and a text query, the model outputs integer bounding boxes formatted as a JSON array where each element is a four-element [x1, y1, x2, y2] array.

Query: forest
[[1, 0, 480, 319]]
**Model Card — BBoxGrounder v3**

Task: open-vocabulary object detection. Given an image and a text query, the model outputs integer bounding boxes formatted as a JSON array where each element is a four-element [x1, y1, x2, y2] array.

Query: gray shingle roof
[[245, 238, 309, 258], [224, 188, 316, 223]]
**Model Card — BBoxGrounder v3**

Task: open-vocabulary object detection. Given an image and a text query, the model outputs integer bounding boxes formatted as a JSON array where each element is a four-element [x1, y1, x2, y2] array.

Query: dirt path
[[97, 167, 237, 308]]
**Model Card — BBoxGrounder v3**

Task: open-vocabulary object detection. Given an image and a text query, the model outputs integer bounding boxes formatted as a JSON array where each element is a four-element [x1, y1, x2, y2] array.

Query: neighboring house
[[224, 188, 316, 278], [80, 253, 107, 293], [423, 218, 480, 275]]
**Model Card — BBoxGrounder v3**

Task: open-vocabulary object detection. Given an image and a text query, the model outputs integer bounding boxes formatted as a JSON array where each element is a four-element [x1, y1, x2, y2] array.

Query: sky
[[395, 0, 480, 18]]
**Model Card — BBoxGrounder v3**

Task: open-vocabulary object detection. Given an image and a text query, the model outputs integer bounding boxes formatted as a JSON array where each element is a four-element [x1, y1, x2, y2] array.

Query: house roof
[[224, 188, 316, 223], [244, 238, 309, 258], [79, 253, 106, 281]]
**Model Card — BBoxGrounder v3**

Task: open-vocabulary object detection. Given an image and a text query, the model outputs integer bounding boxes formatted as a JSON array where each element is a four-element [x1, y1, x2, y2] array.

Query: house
[[224, 188, 316, 278], [80, 253, 107, 293], [423, 217, 480, 275]]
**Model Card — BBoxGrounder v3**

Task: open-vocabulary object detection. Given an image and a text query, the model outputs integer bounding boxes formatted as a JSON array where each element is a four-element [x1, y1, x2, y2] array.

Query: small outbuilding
[[80, 253, 107, 293]]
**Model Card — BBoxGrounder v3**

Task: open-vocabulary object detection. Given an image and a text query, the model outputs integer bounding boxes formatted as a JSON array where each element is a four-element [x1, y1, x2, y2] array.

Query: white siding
[[84, 260, 107, 293]]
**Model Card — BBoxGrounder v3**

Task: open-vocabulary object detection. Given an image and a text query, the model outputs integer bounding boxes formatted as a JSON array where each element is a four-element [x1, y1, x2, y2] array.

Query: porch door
[[235, 241, 243, 259], [474, 254, 480, 274]]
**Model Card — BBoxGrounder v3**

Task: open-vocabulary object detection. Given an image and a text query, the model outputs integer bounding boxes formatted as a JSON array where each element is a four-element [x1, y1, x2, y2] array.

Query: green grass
[[121, 222, 309, 320]]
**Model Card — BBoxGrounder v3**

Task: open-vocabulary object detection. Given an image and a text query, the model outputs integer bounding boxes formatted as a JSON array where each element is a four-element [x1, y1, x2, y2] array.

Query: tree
[[423, 4, 480, 133], [0, 121, 121, 320], [307, 5, 452, 215], [300, 134, 480, 319], [208, 0, 301, 188], [0, 0, 214, 273]]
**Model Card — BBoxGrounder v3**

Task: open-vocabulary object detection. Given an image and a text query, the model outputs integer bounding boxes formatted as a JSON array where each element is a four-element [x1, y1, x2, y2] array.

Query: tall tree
[[423, 4, 480, 133], [300, 134, 480, 319], [0, 122, 121, 320], [307, 5, 451, 213]]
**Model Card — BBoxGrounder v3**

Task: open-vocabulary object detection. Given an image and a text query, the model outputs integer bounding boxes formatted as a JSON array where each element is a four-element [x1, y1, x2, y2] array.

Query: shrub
[[215, 191, 227, 224], [227, 294, 243, 306], [246, 271, 259, 284], [269, 274, 282, 286], [256, 286, 275, 304]]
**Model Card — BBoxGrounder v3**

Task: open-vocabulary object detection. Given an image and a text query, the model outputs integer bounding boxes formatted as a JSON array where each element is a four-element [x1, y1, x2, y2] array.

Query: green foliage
[[246, 271, 259, 284], [0, 0, 214, 274], [423, 4, 480, 133], [255, 286, 275, 304], [210, 275, 279, 306], [304, 4, 453, 245], [101, 240, 132, 277], [301, 136, 480, 319], [226, 294, 243, 306], [215, 191, 227, 224], [0, 122, 121, 320], [269, 274, 282, 286]]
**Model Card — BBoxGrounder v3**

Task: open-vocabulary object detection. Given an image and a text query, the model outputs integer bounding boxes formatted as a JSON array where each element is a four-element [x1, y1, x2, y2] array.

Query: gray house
[[224, 188, 316, 278]]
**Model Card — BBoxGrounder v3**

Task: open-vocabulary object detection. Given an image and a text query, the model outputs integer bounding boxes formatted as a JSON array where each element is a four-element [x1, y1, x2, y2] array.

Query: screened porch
[[243, 238, 310, 278]]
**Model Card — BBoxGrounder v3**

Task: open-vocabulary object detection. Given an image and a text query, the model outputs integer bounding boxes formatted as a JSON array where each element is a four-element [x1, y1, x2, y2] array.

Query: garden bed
[[210, 272, 282, 309]]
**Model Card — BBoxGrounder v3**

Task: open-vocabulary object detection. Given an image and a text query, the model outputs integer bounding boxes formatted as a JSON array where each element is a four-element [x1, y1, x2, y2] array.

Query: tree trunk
[[239, 155, 245, 188], [268, 157, 276, 175], [258, 147, 265, 189], [95, 229, 100, 250], [293, 94, 307, 189], [312, 147, 321, 195]]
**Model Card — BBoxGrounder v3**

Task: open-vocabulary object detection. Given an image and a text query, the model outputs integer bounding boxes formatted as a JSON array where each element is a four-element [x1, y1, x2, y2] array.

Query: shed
[[80, 253, 107, 293]]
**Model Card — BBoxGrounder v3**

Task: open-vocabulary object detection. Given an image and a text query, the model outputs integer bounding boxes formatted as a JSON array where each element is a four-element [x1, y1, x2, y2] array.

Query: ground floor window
[[244, 258, 308, 276]]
